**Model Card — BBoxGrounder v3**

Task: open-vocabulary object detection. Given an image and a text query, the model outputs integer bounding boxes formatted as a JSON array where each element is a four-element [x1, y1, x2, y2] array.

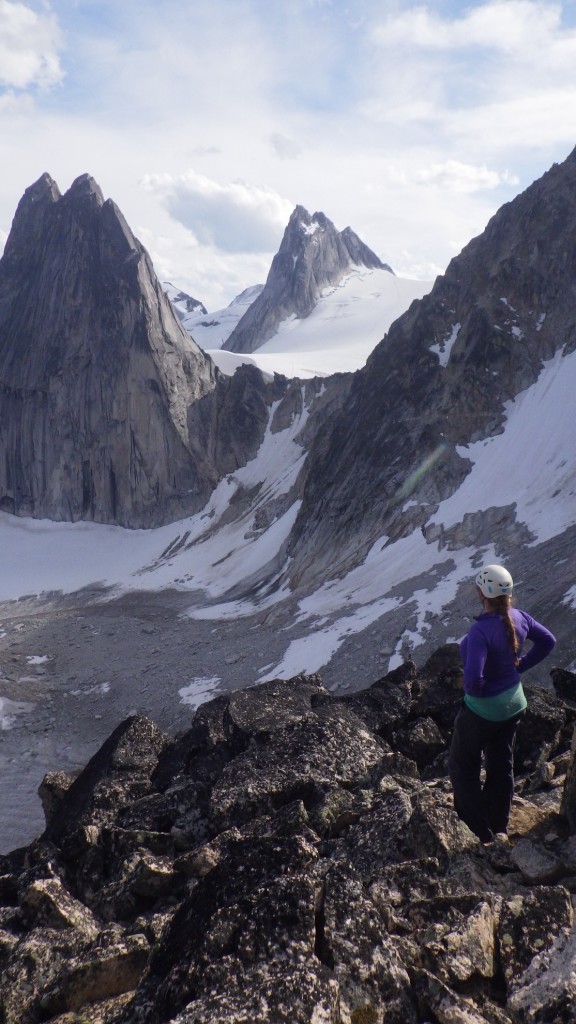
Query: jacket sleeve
[[461, 624, 488, 696], [517, 614, 556, 673]]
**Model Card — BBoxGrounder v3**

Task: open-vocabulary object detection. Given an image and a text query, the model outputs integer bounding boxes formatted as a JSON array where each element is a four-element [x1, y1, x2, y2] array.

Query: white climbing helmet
[[475, 564, 514, 598]]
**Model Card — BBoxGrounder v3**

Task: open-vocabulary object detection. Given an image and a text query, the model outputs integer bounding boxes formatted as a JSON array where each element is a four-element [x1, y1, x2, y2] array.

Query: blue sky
[[1, 0, 576, 307]]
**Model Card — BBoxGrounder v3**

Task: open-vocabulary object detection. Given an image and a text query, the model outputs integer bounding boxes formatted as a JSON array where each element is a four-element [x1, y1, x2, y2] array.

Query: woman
[[449, 563, 556, 844]]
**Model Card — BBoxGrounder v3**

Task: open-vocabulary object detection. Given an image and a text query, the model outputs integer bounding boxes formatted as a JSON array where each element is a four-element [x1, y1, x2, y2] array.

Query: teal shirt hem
[[464, 683, 527, 722]]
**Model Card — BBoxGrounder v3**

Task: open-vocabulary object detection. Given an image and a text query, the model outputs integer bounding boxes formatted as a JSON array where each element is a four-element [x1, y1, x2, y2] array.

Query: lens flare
[[396, 442, 449, 502]]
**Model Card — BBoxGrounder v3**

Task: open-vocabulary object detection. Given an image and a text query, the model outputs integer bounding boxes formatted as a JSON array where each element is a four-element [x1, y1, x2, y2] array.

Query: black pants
[[448, 704, 524, 843]]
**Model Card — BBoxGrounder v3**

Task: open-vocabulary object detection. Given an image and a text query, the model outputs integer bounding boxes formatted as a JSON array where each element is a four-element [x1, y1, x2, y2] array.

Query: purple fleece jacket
[[460, 609, 556, 698]]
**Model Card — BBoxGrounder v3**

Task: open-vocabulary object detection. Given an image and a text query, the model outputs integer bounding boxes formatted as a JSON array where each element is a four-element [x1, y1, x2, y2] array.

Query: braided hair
[[487, 593, 519, 665]]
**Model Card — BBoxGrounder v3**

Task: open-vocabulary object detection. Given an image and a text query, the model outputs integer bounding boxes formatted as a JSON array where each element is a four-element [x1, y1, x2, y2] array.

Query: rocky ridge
[[287, 145, 576, 587], [223, 205, 392, 354], [2, 650, 576, 1022]]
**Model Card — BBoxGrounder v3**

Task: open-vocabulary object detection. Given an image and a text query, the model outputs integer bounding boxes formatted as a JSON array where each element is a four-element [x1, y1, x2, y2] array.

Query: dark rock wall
[[0, 174, 221, 527], [287, 146, 576, 582]]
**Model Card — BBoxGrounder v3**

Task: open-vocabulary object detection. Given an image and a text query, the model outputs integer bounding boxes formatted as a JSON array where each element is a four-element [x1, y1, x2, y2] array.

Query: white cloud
[[414, 160, 519, 193], [446, 88, 576, 153], [138, 220, 272, 311], [366, 0, 576, 158], [141, 171, 294, 254], [374, 1, 576, 60], [370, 157, 518, 194], [0, 0, 63, 90]]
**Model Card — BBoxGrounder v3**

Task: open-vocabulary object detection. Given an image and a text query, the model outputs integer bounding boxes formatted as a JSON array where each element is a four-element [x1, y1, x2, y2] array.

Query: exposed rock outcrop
[[2, 650, 576, 1022], [287, 145, 576, 585], [223, 206, 392, 354]]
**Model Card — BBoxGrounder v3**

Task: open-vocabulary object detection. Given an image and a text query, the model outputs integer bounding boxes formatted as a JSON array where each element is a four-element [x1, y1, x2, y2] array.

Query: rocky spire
[[0, 173, 221, 526], [223, 205, 391, 354]]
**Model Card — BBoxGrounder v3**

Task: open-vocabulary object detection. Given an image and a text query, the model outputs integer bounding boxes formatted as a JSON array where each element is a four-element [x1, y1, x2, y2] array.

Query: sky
[[1, 1, 576, 309]]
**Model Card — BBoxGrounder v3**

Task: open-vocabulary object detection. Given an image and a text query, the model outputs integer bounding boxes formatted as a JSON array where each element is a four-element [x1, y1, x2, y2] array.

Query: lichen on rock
[[2, 651, 576, 1022]]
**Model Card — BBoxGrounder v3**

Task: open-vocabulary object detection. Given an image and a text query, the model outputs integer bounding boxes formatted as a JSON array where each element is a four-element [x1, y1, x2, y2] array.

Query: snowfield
[[189, 266, 433, 378]]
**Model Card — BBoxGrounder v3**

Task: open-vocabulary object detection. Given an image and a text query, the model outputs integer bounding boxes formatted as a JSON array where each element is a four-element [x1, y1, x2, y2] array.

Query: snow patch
[[429, 349, 576, 544], [70, 682, 110, 696], [179, 676, 220, 710], [0, 697, 36, 730], [259, 533, 482, 679], [178, 285, 263, 347], [430, 323, 460, 367]]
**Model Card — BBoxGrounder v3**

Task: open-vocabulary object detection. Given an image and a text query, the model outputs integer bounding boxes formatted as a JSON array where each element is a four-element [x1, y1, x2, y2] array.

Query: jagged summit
[[66, 172, 105, 204], [5, 174, 105, 248], [16, 171, 61, 206], [0, 173, 222, 526], [223, 205, 391, 354]]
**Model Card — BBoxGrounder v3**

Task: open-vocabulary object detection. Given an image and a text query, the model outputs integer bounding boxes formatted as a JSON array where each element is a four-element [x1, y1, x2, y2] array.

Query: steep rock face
[[1, 654, 576, 1023], [0, 174, 224, 527], [288, 145, 576, 582], [186, 362, 289, 480], [223, 205, 392, 354]]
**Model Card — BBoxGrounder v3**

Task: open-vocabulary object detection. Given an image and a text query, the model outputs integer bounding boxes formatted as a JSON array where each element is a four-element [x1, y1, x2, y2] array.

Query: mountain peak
[[291, 203, 312, 221], [0, 173, 220, 526], [67, 173, 105, 205], [22, 172, 61, 204], [223, 205, 389, 354]]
